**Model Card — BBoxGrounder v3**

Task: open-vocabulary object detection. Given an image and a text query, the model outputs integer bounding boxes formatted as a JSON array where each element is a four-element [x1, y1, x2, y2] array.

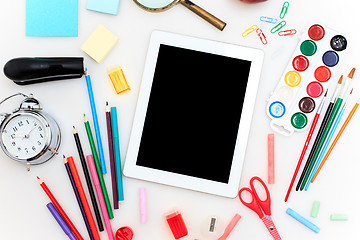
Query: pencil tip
[[84, 115, 88, 122], [348, 68, 356, 79], [36, 176, 39, 179], [106, 101, 108, 106], [324, 89, 328, 97], [73, 127, 78, 134], [338, 75, 343, 84], [350, 88, 354, 94]]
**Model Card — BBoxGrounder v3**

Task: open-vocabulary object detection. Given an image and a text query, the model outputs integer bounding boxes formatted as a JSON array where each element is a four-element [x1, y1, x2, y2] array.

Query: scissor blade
[[261, 216, 282, 240]]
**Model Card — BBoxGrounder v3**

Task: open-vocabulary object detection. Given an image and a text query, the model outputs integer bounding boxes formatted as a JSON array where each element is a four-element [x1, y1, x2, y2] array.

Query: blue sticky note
[[87, 0, 120, 15], [26, 0, 78, 37]]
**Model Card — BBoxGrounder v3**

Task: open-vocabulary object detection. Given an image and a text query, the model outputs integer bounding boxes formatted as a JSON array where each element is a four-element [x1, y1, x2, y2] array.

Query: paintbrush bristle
[[348, 68, 356, 79], [338, 75, 343, 84]]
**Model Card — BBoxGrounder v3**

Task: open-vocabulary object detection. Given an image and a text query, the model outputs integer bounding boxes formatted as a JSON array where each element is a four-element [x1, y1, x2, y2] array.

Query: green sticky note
[[26, 0, 78, 37]]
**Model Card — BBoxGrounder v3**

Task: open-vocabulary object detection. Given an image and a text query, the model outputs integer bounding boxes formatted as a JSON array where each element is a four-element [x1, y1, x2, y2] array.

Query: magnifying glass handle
[[179, 0, 226, 31]]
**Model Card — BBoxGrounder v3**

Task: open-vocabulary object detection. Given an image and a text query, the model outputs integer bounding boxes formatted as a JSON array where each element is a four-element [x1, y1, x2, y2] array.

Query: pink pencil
[[284, 90, 327, 202], [87, 155, 115, 240]]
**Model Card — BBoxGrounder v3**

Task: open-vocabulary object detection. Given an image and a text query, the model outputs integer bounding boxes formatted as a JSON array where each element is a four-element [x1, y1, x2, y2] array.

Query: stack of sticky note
[[81, 25, 119, 63], [87, 0, 121, 15], [26, 0, 78, 37]]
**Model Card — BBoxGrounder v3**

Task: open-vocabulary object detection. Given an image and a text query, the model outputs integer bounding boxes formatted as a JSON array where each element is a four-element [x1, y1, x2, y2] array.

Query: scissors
[[238, 176, 282, 240]]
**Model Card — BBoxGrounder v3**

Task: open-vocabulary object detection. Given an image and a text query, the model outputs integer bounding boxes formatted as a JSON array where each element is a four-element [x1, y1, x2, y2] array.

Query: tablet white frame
[[124, 30, 264, 198]]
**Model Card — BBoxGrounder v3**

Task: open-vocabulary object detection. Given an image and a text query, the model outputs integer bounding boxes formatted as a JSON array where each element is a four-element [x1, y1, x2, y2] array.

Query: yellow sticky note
[[81, 24, 118, 63]]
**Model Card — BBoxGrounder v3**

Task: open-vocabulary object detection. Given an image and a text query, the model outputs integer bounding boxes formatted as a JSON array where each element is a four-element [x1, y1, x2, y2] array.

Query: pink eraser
[[218, 213, 241, 240], [140, 188, 147, 223], [268, 133, 275, 184]]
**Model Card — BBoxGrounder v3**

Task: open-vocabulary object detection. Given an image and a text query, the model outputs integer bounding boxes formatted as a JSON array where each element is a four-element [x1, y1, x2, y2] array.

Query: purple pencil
[[63, 156, 94, 240], [106, 102, 119, 209], [46, 202, 77, 240]]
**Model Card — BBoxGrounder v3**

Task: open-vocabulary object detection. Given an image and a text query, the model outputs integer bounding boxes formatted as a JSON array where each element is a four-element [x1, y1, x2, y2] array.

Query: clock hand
[[24, 126, 37, 138]]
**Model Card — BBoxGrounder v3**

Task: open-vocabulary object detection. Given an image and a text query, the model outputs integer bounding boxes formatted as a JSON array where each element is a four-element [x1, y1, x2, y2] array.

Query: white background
[[1, 0, 360, 239]]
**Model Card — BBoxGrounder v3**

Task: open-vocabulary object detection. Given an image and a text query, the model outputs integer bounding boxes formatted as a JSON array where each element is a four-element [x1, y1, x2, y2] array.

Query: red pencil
[[67, 156, 101, 240], [37, 176, 84, 240], [284, 90, 327, 202]]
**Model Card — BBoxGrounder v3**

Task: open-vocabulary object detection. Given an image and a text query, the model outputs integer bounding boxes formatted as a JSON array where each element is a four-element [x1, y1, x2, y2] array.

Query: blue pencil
[[305, 89, 353, 190], [85, 69, 107, 174], [111, 106, 124, 202]]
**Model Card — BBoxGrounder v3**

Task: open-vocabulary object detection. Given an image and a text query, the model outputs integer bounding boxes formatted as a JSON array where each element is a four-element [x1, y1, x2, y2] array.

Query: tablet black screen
[[136, 44, 251, 183]]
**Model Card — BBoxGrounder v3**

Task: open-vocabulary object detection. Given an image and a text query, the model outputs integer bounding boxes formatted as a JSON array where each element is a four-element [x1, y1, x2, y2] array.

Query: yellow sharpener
[[108, 66, 130, 94]]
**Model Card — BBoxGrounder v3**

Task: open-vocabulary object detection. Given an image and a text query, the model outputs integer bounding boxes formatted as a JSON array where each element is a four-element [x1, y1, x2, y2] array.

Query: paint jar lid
[[330, 35, 347, 51], [292, 55, 309, 72], [291, 112, 308, 129], [314, 66, 331, 82], [322, 51, 339, 67], [269, 101, 286, 118], [299, 97, 315, 113], [115, 227, 134, 240], [308, 24, 325, 41], [307, 81, 323, 98], [300, 40, 317, 56]]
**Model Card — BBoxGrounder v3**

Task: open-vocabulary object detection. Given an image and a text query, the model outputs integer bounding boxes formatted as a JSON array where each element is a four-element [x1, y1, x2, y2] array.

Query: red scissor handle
[[249, 176, 271, 216], [238, 187, 264, 219]]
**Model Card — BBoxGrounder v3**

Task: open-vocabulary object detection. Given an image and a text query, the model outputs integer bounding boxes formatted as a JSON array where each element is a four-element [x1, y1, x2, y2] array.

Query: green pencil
[[84, 115, 114, 219], [300, 82, 345, 190]]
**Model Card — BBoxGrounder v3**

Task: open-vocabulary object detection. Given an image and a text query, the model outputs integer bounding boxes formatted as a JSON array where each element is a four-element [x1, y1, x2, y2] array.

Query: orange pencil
[[67, 156, 101, 240], [311, 99, 360, 182], [37, 176, 84, 240]]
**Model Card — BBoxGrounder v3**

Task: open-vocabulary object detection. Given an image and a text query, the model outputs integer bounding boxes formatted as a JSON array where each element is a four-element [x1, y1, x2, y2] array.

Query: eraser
[[311, 201, 320, 218], [81, 25, 118, 63], [330, 214, 348, 221], [218, 214, 241, 240], [166, 211, 188, 239], [108, 66, 131, 94], [286, 208, 320, 233], [268, 133, 275, 184]]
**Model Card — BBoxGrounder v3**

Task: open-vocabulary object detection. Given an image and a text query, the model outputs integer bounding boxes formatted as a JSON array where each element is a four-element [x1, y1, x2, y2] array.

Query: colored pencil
[[46, 202, 77, 240], [312, 98, 360, 182], [105, 102, 119, 209], [73, 126, 104, 231], [37, 177, 84, 240], [111, 106, 125, 202], [284, 90, 327, 201], [87, 155, 115, 240], [296, 76, 342, 191], [300, 73, 353, 190], [305, 89, 353, 190], [84, 115, 114, 219], [67, 156, 101, 240], [63, 156, 94, 240], [85, 68, 107, 174]]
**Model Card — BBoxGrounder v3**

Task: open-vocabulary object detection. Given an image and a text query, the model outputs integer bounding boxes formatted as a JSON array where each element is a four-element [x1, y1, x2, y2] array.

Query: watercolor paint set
[[266, 24, 348, 136]]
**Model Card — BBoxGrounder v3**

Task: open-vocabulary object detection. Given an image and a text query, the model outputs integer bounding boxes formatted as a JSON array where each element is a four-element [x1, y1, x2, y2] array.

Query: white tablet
[[123, 31, 263, 198]]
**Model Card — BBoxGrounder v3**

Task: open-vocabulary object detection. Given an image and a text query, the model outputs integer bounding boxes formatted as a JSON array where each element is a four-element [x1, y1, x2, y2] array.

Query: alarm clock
[[0, 93, 61, 170]]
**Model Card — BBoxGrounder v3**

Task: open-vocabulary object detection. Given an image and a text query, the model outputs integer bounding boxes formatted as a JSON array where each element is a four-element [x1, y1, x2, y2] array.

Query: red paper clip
[[256, 28, 267, 45], [278, 29, 297, 36]]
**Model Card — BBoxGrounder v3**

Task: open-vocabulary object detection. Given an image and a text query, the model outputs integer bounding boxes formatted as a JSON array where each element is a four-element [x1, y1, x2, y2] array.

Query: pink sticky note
[[268, 133, 275, 184]]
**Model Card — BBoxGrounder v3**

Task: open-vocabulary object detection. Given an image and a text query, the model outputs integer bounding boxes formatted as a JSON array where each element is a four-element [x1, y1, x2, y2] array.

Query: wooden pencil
[[73, 126, 104, 231], [105, 102, 119, 209], [63, 156, 94, 240], [37, 177, 84, 240], [84, 115, 114, 219], [67, 156, 101, 240]]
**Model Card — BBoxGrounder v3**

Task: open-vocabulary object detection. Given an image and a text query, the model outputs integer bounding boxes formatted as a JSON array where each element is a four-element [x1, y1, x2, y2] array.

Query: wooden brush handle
[[179, 0, 226, 31]]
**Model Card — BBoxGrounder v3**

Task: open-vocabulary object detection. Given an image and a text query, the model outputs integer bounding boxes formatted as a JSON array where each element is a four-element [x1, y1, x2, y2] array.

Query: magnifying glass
[[133, 0, 226, 31]]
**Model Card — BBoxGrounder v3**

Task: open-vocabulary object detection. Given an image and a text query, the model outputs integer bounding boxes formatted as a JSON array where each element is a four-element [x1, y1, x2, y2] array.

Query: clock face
[[1, 114, 48, 160]]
